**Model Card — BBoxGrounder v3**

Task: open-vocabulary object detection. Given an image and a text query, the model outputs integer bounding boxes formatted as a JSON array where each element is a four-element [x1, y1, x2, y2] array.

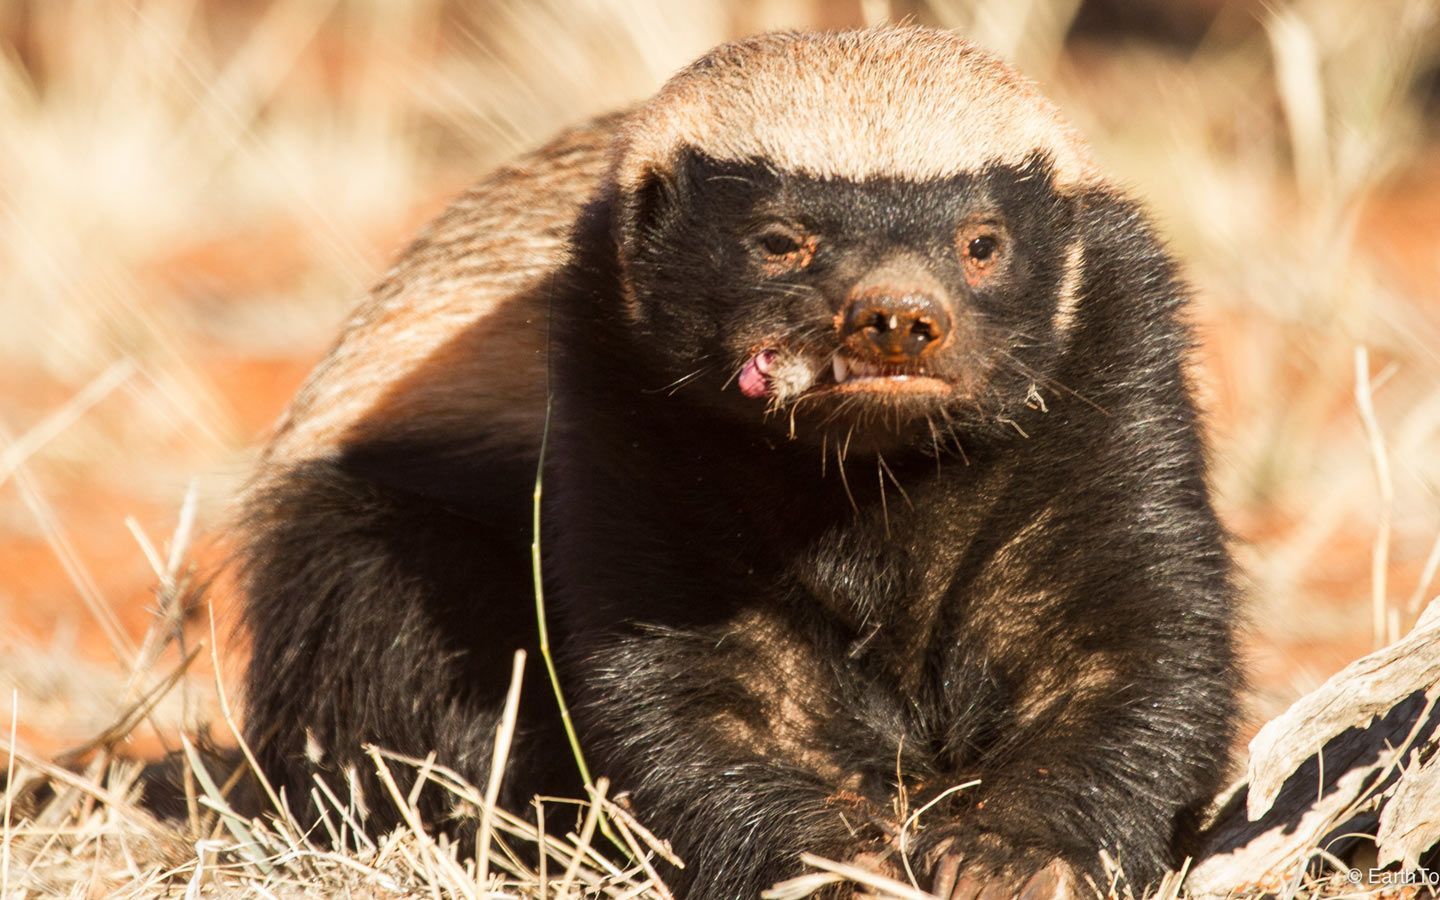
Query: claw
[[930, 853, 961, 898], [929, 855, 1075, 900], [945, 872, 1012, 900], [1017, 860, 1074, 900], [847, 848, 909, 898]]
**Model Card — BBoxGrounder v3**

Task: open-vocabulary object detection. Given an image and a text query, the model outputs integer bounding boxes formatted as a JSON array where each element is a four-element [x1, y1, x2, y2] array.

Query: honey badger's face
[[620, 147, 1081, 451]]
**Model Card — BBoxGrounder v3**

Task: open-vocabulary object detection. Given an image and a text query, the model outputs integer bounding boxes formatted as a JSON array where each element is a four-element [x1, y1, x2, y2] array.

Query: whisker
[[836, 433, 859, 515], [760, 283, 816, 301], [876, 455, 891, 537], [996, 349, 1111, 417], [720, 363, 747, 391], [876, 452, 913, 510], [646, 361, 714, 395], [925, 415, 945, 476], [940, 409, 971, 465]]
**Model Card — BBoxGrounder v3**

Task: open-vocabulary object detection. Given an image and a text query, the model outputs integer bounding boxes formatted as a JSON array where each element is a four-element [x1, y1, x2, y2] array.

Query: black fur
[[239, 443, 572, 830], [240, 148, 1241, 897]]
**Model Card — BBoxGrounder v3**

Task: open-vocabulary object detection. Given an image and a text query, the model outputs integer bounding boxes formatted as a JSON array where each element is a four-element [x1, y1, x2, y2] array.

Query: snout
[[840, 291, 951, 364], [736, 255, 961, 405]]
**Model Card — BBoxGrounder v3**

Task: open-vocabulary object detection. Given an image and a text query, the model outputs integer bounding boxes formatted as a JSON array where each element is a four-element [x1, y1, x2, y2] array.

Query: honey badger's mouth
[[826, 356, 953, 395], [738, 348, 953, 404]]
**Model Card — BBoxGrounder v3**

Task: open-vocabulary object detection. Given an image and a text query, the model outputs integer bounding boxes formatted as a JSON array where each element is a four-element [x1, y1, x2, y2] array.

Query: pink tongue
[[738, 350, 776, 399]]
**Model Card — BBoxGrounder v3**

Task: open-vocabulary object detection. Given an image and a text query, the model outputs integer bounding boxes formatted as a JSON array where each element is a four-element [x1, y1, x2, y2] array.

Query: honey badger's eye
[[967, 236, 997, 261], [759, 231, 801, 256], [958, 221, 1006, 284], [750, 224, 816, 273]]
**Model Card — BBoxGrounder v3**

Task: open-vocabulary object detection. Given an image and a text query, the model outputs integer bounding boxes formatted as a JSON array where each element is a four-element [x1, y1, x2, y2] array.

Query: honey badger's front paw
[[926, 839, 1078, 900]]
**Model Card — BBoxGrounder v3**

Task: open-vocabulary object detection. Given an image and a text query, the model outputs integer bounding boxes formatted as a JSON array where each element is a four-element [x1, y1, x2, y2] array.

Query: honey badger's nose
[[841, 291, 951, 363]]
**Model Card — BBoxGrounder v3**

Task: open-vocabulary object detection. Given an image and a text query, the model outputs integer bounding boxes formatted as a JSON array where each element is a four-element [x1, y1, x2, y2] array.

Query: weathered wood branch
[[1188, 600, 1440, 896]]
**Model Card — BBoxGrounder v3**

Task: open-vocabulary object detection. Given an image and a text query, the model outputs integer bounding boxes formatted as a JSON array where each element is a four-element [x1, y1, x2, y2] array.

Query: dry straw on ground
[[1, 0, 1439, 896]]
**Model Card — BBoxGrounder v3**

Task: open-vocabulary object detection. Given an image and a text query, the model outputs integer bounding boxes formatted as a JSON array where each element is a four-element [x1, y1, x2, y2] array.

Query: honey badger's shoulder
[[261, 112, 623, 472]]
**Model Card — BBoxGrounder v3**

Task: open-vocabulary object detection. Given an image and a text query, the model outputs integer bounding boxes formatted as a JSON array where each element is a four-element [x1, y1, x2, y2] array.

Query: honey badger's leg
[[238, 443, 568, 834], [574, 621, 914, 899], [914, 549, 1238, 895]]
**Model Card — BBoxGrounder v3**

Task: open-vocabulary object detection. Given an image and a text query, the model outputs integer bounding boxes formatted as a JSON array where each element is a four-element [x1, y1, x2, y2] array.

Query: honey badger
[[240, 27, 1240, 898]]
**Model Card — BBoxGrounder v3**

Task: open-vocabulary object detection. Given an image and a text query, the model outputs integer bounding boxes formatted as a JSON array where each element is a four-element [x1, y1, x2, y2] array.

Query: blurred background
[[1, 0, 1438, 770]]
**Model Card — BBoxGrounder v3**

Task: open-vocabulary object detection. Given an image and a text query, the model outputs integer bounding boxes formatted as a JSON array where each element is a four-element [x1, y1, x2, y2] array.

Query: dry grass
[[1, 0, 1438, 895], [1, 652, 684, 898]]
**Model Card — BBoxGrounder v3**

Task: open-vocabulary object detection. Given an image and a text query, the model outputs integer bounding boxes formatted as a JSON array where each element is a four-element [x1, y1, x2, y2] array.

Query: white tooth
[[833, 356, 849, 383]]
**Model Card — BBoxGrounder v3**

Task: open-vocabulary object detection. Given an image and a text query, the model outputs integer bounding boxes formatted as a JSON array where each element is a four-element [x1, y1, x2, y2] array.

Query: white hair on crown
[[615, 27, 1101, 193]]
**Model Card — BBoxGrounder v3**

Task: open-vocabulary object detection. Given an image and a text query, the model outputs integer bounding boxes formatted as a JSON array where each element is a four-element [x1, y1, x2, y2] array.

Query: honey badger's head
[[608, 27, 1102, 453]]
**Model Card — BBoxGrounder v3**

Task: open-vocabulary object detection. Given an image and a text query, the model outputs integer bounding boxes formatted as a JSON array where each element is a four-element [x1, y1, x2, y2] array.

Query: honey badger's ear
[[611, 148, 719, 324], [619, 147, 716, 250], [611, 150, 690, 322], [625, 163, 677, 247]]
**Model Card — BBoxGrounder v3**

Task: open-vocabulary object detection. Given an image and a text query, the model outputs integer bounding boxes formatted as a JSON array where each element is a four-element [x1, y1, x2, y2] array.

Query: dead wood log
[[1188, 599, 1440, 896]]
